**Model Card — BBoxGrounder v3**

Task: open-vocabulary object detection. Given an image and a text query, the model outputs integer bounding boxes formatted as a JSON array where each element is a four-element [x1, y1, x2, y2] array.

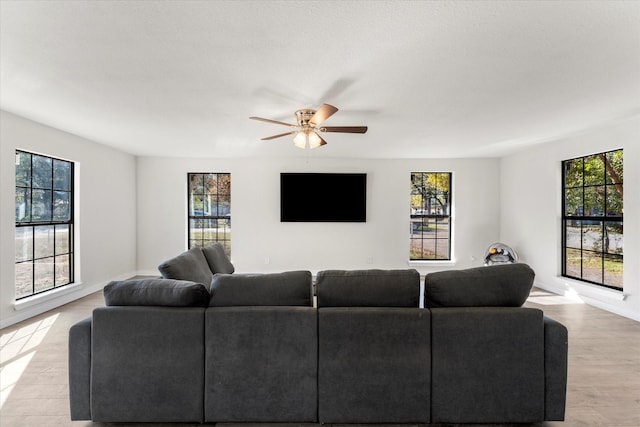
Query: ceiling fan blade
[[249, 116, 296, 127], [309, 103, 339, 126], [320, 126, 368, 134], [261, 131, 297, 140], [310, 133, 328, 149]]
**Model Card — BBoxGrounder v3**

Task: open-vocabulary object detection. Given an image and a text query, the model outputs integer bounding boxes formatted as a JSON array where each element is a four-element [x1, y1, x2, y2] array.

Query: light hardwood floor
[[1, 288, 639, 427]]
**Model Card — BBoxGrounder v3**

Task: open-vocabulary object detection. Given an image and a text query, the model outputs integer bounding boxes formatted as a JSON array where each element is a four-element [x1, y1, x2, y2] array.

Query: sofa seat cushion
[[316, 269, 420, 307], [104, 279, 210, 307], [424, 263, 534, 308], [202, 243, 235, 274], [209, 270, 312, 307]]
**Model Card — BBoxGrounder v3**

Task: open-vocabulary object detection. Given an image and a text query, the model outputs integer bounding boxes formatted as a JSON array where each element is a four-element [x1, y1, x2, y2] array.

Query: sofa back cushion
[[209, 270, 312, 307], [316, 269, 420, 308], [157, 247, 213, 285], [424, 263, 534, 308], [104, 279, 210, 307], [201, 243, 235, 274]]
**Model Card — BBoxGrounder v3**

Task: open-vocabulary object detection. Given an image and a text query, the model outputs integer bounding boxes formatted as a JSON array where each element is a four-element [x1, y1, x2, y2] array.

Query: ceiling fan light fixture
[[308, 131, 323, 149], [293, 131, 307, 149], [293, 129, 322, 149]]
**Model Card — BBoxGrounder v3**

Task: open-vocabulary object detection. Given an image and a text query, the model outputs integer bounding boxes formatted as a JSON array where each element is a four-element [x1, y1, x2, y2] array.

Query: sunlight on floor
[[528, 289, 585, 306], [0, 313, 59, 408]]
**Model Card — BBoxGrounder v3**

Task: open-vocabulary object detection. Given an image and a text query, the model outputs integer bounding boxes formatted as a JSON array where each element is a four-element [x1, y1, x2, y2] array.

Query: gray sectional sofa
[[68, 253, 568, 424]]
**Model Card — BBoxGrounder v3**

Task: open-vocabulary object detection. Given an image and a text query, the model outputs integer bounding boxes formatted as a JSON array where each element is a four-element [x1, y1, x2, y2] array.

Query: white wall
[[137, 156, 501, 276], [500, 115, 640, 321], [0, 111, 137, 328]]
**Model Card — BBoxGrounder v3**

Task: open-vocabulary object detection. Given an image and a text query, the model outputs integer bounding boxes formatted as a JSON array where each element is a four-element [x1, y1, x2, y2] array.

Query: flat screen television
[[280, 173, 367, 222]]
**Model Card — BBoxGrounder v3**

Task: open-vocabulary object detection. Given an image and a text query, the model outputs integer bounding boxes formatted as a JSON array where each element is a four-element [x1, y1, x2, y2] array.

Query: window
[[410, 172, 452, 260], [562, 149, 623, 290], [187, 173, 231, 257], [15, 150, 74, 299]]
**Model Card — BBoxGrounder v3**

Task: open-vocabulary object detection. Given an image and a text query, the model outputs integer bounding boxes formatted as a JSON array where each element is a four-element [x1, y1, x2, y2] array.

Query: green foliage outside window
[[15, 150, 74, 299], [410, 172, 451, 260], [562, 149, 623, 290]]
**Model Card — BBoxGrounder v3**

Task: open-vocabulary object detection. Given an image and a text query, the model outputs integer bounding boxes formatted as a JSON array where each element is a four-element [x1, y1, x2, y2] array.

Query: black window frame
[[410, 172, 452, 261], [187, 172, 231, 257], [561, 149, 623, 291], [15, 150, 74, 300]]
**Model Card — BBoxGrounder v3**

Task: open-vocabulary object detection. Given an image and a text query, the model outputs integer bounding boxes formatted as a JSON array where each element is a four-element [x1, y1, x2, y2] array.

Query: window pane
[[35, 257, 55, 293], [15, 151, 32, 187], [32, 189, 52, 221], [605, 222, 623, 255], [15, 262, 33, 298], [564, 188, 582, 216], [564, 158, 583, 188], [32, 155, 52, 189], [583, 154, 604, 186], [53, 159, 71, 191], [34, 225, 55, 259], [15, 187, 31, 222], [55, 224, 70, 255], [218, 194, 231, 215], [15, 227, 33, 262], [218, 174, 231, 194], [584, 186, 604, 216], [565, 248, 582, 278], [603, 254, 623, 290], [53, 191, 71, 221], [189, 173, 204, 195], [582, 252, 603, 284], [581, 221, 602, 252], [55, 254, 71, 286], [607, 185, 623, 216], [203, 174, 218, 195], [435, 238, 450, 260], [605, 150, 623, 184], [565, 220, 581, 249]]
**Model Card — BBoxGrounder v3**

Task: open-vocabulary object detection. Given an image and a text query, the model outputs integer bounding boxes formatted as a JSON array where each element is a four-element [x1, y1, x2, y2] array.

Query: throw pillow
[[201, 243, 235, 274], [157, 247, 213, 285]]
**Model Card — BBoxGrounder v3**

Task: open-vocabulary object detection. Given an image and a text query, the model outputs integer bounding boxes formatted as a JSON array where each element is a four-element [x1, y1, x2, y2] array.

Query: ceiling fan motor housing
[[295, 109, 317, 129]]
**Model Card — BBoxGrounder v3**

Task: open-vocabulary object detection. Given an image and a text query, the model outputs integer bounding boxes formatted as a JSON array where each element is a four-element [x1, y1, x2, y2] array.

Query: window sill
[[558, 277, 627, 302], [408, 259, 457, 267], [14, 283, 83, 311]]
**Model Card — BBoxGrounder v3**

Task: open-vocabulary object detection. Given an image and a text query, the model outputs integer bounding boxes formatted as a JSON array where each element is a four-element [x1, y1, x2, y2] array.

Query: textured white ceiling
[[1, 0, 639, 159]]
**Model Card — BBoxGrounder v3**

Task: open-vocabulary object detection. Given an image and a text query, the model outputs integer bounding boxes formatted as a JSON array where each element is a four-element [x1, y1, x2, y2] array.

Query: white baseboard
[[535, 279, 640, 322]]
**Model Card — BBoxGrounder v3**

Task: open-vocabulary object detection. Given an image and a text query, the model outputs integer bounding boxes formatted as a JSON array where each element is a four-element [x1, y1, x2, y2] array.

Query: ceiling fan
[[250, 103, 368, 149]]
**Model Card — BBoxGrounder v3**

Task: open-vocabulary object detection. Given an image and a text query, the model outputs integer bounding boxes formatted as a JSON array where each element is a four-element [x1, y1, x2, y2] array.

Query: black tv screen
[[280, 173, 367, 222]]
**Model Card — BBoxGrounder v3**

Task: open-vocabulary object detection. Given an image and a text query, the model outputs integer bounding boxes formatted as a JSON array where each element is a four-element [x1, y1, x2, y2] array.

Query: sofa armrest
[[68, 317, 92, 420], [544, 316, 568, 421]]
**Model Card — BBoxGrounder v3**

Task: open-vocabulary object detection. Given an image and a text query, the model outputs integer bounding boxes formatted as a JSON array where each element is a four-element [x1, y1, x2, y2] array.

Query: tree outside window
[[187, 173, 231, 257], [15, 150, 74, 299], [410, 172, 452, 260], [562, 149, 623, 290]]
